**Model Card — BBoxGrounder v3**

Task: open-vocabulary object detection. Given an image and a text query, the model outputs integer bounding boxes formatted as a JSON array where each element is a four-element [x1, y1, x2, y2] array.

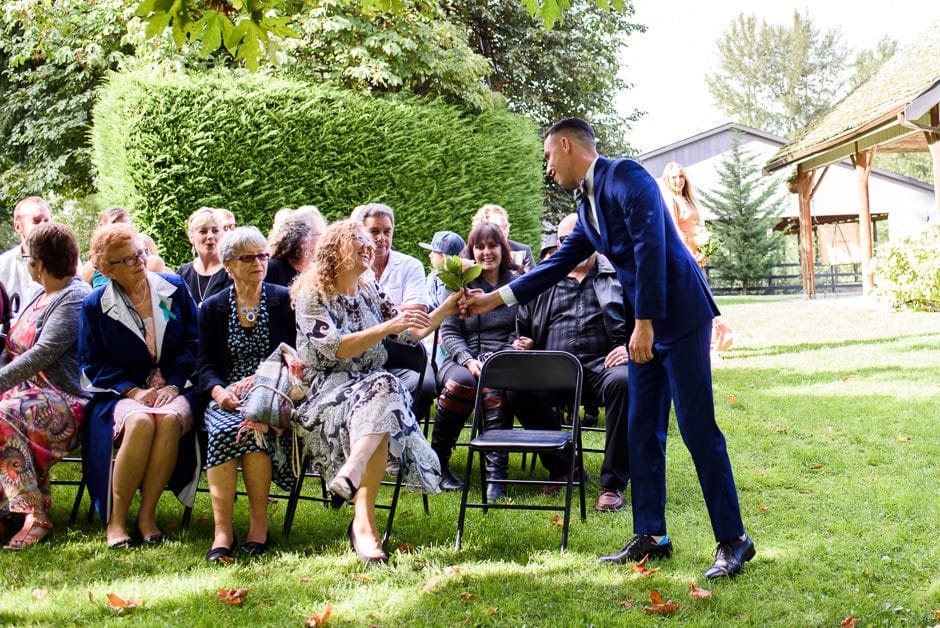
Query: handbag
[[242, 343, 307, 430], [239, 343, 308, 477]]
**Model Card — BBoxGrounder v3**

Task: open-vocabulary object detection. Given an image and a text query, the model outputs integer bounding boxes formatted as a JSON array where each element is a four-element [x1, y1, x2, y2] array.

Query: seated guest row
[[0, 208, 629, 563]]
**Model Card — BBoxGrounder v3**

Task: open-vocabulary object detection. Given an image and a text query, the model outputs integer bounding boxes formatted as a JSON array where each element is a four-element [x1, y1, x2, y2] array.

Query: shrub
[[872, 224, 940, 311], [92, 69, 543, 267]]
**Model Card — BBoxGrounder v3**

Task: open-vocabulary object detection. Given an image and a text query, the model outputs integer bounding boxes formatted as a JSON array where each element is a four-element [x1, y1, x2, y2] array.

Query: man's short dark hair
[[545, 118, 596, 149]]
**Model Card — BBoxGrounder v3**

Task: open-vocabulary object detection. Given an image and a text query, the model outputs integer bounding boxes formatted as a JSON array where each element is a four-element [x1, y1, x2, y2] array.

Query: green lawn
[[3, 295, 939, 626]]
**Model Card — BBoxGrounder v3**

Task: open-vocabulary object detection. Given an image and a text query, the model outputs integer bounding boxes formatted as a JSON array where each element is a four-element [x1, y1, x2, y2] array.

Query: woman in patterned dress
[[196, 227, 296, 563], [291, 219, 458, 565], [0, 223, 90, 549]]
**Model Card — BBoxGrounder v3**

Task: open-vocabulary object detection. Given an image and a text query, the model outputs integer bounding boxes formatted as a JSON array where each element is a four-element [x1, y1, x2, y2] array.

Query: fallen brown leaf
[[197, 516, 210, 524], [840, 617, 857, 628], [217, 588, 248, 605], [422, 566, 463, 593], [32, 588, 48, 600], [758, 504, 769, 511], [87, 590, 94, 602], [776, 428, 788, 434], [164, 521, 178, 531], [810, 464, 823, 470], [305, 603, 333, 627], [353, 574, 373, 582], [643, 590, 678, 615], [933, 609, 940, 619], [630, 554, 661, 577], [105, 592, 141, 610], [618, 599, 634, 608], [688, 583, 713, 599], [757, 469, 765, 476], [550, 514, 564, 527], [300, 576, 315, 582], [897, 434, 912, 442], [727, 394, 737, 404], [842, 376, 853, 381], [397, 542, 415, 553], [459, 592, 476, 601]]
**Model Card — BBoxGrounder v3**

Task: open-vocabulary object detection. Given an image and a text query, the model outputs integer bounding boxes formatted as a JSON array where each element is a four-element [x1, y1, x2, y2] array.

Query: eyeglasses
[[222, 224, 238, 232], [353, 233, 372, 244], [109, 249, 148, 266], [20, 254, 33, 262], [231, 252, 270, 263]]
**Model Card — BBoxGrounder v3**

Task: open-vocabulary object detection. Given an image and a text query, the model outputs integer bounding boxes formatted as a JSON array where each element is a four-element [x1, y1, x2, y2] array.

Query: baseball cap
[[419, 230, 466, 256]]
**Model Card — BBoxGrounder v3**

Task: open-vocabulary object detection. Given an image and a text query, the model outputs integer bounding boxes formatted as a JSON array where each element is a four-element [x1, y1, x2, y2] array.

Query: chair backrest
[[478, 349, 582, 394], [382, 338, 428, 376]]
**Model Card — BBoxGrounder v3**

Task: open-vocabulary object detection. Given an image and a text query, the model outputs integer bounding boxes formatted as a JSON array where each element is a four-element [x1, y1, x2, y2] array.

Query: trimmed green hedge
[[92, 70, 544, 268]]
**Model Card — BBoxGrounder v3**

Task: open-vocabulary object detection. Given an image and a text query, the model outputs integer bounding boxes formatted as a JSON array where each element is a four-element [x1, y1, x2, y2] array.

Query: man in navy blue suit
[[463, 118, 754, 579]]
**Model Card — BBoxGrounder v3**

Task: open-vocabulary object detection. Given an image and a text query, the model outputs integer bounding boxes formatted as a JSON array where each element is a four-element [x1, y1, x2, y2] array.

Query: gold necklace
[[131, 283, 150, 309]]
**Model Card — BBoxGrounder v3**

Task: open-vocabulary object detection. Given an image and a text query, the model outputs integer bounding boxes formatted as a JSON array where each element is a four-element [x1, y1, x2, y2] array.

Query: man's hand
[[465, 358, 483, 378], [628, 319, 655, 364], [603, 345, 628, 368], [512, 336, 534, 350], [459, 288, 502, 318]]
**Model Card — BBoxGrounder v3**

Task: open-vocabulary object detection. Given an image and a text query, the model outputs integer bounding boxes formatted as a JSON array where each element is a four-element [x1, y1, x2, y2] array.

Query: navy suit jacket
[[510, 156, 717, 344]]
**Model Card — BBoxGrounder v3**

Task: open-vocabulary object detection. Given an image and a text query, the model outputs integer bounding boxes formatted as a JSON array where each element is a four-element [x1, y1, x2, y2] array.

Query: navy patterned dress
[[203, 290, 294, 491]]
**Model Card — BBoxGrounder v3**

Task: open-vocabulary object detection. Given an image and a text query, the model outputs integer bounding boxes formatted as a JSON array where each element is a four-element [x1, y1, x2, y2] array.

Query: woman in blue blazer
[[79, 223, 200, 548]]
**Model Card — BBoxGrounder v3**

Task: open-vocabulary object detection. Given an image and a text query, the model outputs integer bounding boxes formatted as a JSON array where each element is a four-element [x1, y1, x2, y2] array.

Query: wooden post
[[797, 167, 816, 298], [854, 148, 876, 294], [930, 105, 940, 216]]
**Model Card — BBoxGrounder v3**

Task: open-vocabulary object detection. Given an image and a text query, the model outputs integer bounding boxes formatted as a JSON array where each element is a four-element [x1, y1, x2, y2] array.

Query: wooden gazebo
[[765, 20, 940, 297]]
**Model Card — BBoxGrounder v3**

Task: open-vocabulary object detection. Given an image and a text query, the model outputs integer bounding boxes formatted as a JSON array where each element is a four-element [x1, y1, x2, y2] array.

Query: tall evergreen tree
[[699, 136, 786, 295]]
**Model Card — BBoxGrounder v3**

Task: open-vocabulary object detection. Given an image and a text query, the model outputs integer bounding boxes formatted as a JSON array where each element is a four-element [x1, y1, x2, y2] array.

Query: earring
[[191, 245, 196, 257]]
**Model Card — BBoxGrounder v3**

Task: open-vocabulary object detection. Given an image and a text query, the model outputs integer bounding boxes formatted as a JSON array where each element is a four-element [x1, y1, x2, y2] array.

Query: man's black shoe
[[597, 534, 673, 565], [703, 534, 755, 579]]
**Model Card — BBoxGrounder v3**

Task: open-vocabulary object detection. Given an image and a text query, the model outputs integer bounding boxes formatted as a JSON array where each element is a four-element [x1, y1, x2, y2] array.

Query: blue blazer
[[510, 156, 718, 343], [79, 272, 201, 521]]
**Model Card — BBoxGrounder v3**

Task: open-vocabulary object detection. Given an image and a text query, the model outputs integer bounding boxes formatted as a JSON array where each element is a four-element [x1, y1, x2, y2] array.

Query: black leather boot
[[482, 394, 509, 501], [431, 381, 475, 491]]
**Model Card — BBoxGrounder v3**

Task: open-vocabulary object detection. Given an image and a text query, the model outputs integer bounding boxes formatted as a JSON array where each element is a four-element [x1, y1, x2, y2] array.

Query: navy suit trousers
[[627, 322, 744, 542]]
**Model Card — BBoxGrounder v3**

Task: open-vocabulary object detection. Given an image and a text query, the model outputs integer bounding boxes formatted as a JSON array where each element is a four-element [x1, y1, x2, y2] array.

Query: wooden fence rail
[[705, 263, 862, 296]]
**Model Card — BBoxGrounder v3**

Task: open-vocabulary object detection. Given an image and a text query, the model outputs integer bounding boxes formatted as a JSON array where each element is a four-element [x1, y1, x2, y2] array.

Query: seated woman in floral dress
[[291, 218, 458, 565], [0, 223, 90, 549], [196, 226, 296, 563]]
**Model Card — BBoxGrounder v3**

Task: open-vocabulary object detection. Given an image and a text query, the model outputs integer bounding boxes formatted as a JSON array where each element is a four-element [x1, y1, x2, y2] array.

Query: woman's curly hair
[[291, 219, 370, 306]]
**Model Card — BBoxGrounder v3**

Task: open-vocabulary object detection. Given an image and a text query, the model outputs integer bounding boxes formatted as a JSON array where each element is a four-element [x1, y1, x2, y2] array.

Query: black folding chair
[[282, 340, 431, 542], [455, 350, 586, 552]]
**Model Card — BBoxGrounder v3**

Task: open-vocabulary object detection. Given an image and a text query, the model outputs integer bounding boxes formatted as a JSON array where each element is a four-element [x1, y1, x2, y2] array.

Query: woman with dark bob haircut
[[430, 222, 521, 498], [0, 223, 90, 549]]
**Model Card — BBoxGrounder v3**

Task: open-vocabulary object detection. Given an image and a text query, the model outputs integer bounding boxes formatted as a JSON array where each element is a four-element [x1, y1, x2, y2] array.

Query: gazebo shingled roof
[[765, 18, 940, 174]]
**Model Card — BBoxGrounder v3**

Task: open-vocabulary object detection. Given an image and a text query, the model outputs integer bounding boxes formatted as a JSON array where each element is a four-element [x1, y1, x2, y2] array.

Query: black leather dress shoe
[[597, 534, 673, 564], [704, 534, 755, 579], [439, 467, 464, 492]]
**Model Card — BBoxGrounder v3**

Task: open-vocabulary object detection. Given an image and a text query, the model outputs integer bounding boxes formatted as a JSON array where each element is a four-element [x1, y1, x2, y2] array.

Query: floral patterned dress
[[293, 282, 441, 494], [0, 300, 85, 515]]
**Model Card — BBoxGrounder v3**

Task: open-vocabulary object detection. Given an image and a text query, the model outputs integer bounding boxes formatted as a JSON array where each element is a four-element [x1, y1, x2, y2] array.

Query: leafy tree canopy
[[135, 0, 628, 71], [705, 11, 849, 137]]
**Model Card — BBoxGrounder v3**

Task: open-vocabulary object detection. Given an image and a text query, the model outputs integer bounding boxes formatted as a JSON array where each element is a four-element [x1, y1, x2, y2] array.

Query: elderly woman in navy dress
[[291, 219, 458, 564], [80, 223, 200, 548], [196, 227, 296, 563]]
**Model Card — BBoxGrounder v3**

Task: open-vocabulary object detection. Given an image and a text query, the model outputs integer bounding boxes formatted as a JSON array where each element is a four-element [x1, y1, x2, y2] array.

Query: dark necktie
[[574, 177, 587, 205]]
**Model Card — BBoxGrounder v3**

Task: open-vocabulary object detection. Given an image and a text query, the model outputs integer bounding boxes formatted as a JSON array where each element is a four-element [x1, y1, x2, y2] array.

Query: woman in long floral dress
[[0, 223, 90, 549], [291, 219, 458, 565]]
